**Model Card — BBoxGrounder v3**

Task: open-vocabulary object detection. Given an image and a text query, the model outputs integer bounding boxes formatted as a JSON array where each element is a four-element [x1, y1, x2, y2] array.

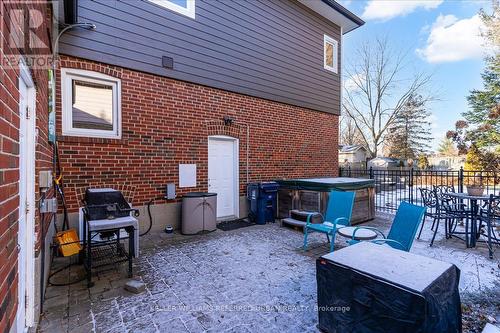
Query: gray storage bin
[[182, 192, 217, 235]]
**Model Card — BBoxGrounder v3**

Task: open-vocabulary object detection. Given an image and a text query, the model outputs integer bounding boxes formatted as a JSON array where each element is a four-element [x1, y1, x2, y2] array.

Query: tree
[[464, 145, 500, 172], [384, 94, 432, 161], [418, 155, 430, 169], [339, 114, 364, 146], [343, 37, 433, 158], [437, 137, 458, 156], [480, 0, 500, 51], [447, 1, 500, 169], [463, 58, 500, 149]]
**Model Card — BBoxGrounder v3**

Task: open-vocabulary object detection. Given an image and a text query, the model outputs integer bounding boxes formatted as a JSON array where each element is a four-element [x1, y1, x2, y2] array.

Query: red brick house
[[56, 0, 363, 231], [0, 0, 363, 331]]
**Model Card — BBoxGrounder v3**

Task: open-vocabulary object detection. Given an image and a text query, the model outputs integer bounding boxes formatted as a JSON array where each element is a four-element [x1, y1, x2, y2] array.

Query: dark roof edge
[[321, 0, 365, 29]]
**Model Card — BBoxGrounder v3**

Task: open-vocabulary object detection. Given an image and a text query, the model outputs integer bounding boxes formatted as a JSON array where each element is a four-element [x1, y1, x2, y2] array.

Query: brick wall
[[57, 55, 339, 211], [0, 2, 52, 331]]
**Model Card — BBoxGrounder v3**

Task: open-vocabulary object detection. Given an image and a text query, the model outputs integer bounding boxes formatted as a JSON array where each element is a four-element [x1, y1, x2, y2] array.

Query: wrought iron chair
[[433, 184, 456, 197], [417, 188, 443, 246], [349, 202, 426, 252], [478, 194, 500, 258], [303, 190, 356, 253]]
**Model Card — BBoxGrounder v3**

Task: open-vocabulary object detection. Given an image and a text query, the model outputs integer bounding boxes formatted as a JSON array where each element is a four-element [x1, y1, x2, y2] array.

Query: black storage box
[[84, 188, 131, 220], [316, 242, 461, 333]]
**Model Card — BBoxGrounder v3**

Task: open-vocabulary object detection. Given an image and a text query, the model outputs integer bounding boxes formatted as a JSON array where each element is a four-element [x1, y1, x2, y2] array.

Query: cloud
[[416, 14, 485, 63], [362, 0, 443, 21]]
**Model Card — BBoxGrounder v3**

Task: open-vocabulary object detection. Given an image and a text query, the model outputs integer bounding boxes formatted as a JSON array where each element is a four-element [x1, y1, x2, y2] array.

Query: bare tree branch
[[342, 37, 435, 157]]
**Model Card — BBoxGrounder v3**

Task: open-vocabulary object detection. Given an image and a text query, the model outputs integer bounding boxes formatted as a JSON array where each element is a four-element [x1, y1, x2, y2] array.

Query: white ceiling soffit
[[298, 0, 364, 34]]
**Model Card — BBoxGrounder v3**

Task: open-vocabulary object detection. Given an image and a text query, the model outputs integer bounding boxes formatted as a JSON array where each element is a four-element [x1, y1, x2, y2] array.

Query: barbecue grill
[[82, 188, 139, 287]]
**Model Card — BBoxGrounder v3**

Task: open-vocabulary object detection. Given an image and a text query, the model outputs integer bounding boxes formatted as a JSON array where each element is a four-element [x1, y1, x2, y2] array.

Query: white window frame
[[324, 34, 338, 74], [61, 68, 121, 139], [148, 0, 195, 19]]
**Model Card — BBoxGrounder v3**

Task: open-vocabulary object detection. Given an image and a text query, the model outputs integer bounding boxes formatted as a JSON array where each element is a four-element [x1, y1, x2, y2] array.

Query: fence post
[[459, 167, 464, 193], [348, 165, 352, 177], [408, 167, 413, 203], [369, 166, 373, 179]]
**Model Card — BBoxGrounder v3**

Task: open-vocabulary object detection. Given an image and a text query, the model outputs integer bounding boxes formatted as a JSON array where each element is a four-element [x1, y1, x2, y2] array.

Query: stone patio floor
[[39, 213, 500, 333]]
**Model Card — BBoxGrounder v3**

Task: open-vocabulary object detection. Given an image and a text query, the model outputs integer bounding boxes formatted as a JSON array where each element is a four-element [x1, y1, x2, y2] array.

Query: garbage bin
[[182, 192, 217, 235], [247, 182, 279, 224]]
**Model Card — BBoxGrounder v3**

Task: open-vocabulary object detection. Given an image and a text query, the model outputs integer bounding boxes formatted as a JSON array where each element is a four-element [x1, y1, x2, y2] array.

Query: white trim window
[[324, 34, 338, 74], [148, 0, 195, 19], [61, 68, 121, 139]]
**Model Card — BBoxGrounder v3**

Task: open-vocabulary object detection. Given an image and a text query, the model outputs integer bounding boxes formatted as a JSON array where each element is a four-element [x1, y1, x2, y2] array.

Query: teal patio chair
[[303, 190, 356, 253], [349, 201, 426, 252]]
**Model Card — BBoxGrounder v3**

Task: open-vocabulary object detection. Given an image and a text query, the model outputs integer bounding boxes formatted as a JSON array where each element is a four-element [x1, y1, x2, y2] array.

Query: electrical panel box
[[165, 183, 176, 200], [39, 171, 53, 189], [40, 198, 57, 213]]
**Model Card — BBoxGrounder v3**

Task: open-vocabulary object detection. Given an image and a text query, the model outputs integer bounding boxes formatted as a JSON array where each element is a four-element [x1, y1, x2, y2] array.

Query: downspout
[[339, 26, 343, 177], [245, 122, 250, 184]]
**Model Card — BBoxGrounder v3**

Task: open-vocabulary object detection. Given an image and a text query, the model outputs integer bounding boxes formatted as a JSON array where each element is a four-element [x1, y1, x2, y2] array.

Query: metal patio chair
[[478, 194, 500, 258], [303, 190, 356, 253], [417, 188, 442, 245], [349, 201, 426, 252], [440, 191, 469, 232]]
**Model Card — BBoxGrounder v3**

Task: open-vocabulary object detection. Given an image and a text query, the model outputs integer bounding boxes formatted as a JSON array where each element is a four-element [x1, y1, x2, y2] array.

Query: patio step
[[282, 217, 306, 227], [282, 210, 322, 228], [290, 210, 322, 223]]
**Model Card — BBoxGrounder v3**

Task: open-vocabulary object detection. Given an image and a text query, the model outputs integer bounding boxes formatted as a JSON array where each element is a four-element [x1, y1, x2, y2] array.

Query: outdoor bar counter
[[276, 177, 375, 225]]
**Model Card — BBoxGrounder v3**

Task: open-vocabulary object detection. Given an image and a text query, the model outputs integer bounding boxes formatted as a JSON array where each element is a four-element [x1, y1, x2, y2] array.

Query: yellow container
[[55, 229, 82, 257]]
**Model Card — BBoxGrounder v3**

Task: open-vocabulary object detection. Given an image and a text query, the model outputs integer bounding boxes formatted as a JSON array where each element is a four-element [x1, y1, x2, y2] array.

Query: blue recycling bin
[[247, 182, 279, 224]]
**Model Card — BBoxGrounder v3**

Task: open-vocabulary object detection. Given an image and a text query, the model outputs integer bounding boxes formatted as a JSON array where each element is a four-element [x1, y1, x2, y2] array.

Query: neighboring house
[[56, 0, 364, 227], [428, 155, 466, 170], [368, 157, 403, 169], [339, 145, 368, 166], [0, 2, 52, 332]]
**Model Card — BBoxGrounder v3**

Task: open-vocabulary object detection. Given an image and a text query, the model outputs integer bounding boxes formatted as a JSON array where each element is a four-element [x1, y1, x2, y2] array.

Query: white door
[[17, 63, 36, 332], [208, 137, 239, 219]]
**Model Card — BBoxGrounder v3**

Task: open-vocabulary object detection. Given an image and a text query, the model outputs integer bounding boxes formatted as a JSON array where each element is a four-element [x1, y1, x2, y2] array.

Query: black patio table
[[447, 192, 491, 248]]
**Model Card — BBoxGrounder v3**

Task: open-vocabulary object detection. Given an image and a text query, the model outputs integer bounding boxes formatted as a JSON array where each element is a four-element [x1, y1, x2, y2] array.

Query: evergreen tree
[[447, 1, 500, 170], [463, 57, 500, 149], [385, 94, 432, 161]]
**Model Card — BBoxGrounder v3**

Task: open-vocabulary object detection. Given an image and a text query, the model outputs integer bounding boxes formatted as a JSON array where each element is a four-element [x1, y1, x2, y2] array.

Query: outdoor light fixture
[[223, 116, 234, 126]]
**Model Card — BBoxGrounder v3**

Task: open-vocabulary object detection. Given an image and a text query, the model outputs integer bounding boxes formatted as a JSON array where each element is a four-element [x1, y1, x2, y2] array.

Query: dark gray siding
[[60, 0, 342, 114]]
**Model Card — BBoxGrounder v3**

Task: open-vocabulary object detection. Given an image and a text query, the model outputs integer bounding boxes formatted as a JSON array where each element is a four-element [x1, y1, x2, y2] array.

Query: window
[[148, 0, 195, 19], [61, 68, 121, 139], [324, 34, 338, 74]]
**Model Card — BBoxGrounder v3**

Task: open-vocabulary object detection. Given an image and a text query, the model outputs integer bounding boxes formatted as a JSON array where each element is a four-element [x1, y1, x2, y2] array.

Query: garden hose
[[142, 197, 164, 237]]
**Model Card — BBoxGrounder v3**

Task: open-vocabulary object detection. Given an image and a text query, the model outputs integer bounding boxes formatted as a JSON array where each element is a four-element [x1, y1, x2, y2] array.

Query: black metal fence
[[339, 167, 500, 212]]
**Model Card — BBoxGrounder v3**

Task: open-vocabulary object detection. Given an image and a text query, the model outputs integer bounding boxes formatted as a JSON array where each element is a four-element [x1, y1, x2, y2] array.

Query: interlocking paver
[[38, 214, 499, 333]]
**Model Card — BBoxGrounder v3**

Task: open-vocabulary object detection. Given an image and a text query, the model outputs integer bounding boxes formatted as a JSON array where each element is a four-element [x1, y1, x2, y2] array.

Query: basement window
[[148, 0, 195, 19], [324, 34, 338, 74], [61, 68, 121, 139]]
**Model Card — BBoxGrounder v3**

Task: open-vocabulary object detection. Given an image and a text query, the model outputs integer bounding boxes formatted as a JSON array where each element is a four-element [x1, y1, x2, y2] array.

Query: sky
[[340, 0, 492, 152]]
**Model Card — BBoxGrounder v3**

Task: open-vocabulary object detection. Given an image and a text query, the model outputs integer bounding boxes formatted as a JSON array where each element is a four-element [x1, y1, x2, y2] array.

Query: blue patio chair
[[303, 190, 356, 253], [350, 201, 426, 252]]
